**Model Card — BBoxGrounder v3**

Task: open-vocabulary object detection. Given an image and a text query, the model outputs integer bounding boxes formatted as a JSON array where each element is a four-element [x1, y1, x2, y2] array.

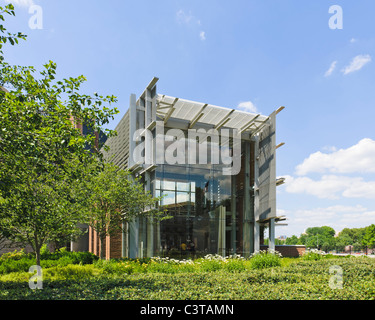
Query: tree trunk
[[35, 246, 41, 267], [99, 236, 105, 260], [34, 233, 41, 267]]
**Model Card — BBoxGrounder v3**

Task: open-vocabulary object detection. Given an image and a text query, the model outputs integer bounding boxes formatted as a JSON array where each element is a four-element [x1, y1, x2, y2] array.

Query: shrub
[[249, 249, 282, 269], [175, 261, 196, 273], [44, 265, 96, 280], [40, 246, 98, 265], [195, 255, 225, 272], [94, 259, 135, 275], [146, 261, 176, 273], [1, 257, 375, 300], [222, 259, 246, 272], [147, 257, 196, 273], [74, 251, 98, 265], [0, 249, 31, 261], [0, 271, 30, 283], [0, 248, 98, 275], [0, 258, 35, 274], [302, 249, 327, 261]]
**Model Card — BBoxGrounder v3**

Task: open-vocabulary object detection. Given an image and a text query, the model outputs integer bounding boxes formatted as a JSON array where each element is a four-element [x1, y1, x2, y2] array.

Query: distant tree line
[[279, 225, 375, 252]]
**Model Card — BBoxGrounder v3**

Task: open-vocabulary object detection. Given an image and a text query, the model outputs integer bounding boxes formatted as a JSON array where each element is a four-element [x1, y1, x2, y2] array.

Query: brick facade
[[260, 245, 306, 257], [88, 226, 122, 260]]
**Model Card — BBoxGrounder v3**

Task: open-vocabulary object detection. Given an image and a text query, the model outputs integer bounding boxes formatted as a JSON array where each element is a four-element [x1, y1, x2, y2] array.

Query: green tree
[[0, 7, 118, 266], [305, 226, 335, 238], [362, 224, 375, 249], [285, 235, 299, 245], [300, 226, 336, 250], [0, 3, 26, 204], [338, 227, 366, 245], [0, 4, 26, 58], [335, 233, 352, 252], [86, 163, 169, 259]]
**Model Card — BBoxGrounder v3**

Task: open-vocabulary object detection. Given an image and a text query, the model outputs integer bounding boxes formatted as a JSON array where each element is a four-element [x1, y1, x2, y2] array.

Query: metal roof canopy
[[156, 94, 270, 135]]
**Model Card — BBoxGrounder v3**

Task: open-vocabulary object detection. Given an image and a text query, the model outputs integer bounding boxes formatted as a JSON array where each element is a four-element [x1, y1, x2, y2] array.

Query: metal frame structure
[[101, 77, 286, 258]]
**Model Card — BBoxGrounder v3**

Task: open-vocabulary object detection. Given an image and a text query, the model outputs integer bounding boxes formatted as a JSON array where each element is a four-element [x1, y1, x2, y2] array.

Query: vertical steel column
[[243, 141, 251, 257], [253, 135, 260, 253], [231, 174, 236, 254], [128, 94, 137, 168], [144, 80, 158, 257], [269, 218, 275, 252], [145, 171, 154, 257], [128, 94, 139, 258], [128, 218, 139, 259], [121, 221, 128, 258]]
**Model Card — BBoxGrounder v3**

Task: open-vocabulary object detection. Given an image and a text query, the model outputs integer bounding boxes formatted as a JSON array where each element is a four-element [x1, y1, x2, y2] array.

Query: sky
[[2, 0, 375, 238]]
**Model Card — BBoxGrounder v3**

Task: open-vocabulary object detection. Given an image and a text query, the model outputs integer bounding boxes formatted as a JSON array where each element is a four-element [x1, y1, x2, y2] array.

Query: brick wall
[[260, 245, 306, 257], [108, 231, 122, 259], [88, 226, 122, 260]]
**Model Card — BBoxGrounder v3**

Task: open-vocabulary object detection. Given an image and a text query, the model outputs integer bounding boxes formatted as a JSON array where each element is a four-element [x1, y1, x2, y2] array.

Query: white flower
[[303, 249, 326, 256]]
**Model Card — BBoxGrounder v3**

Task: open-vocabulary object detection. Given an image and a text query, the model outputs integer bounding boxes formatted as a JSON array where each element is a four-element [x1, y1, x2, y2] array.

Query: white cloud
[[278, 203, 375, 237], [177, 10, 205, 41], [283, 175, 375, 200], [324, 61, 337, 77], [321, 145, 337, 152], [282, 139, 375, 235], [350, 38, 358, 43], [3, 0, 34, 7], [284, 175, 347, 200], [342, 54, 371, 75], [339, 210, 375, 226], [237, 101, 258, 113], [199, 31, 206, 41], [291, 205, 374, 233], [342, 179, 375, 199], [176, 9, 193, 24], [295, 138, 375, 176]]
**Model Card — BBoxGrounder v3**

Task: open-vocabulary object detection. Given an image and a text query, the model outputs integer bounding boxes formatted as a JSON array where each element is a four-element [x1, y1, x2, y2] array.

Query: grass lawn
[[0, 253, 374, 300]]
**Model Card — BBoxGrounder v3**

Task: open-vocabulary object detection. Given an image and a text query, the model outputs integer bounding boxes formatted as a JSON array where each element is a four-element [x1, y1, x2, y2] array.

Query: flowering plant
[[302, 249, 326, 260], [249, 249, 282, 269]]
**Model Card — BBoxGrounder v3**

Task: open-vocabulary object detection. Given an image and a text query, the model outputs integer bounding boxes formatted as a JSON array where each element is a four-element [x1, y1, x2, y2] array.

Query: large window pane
[[163, 180, 175, 191], [176, 181, 190, 192], [162, 191, 175, 206], [153, 160, 241, 257], [176, 192, 190, 204]]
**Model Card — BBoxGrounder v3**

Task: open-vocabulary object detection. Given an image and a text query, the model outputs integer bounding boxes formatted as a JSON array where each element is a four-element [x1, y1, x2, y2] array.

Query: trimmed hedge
[[0, 257, 374, 300], [0, 252, 374, 300]]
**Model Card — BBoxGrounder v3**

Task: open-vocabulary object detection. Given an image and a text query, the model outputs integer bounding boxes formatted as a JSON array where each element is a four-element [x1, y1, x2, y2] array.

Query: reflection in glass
[[140, 137, 248, 258]]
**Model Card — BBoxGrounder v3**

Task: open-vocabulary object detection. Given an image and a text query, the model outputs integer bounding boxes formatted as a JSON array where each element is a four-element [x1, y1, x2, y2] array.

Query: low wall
[[0, 239, 34, 256], [260, 245, 306, 257]]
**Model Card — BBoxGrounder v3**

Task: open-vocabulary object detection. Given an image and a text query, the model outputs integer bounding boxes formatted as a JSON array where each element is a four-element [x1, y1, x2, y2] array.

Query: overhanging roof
[[156, 94, 270, 134]]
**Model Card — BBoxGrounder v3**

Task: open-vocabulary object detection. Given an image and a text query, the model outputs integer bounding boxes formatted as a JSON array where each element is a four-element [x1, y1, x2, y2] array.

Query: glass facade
[[156, 164, 234, 257], [135, 135, 253, 258], [98, 80, 279, 260]]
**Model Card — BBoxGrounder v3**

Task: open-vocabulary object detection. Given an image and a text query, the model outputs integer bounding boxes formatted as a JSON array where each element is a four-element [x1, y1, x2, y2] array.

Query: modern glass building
[[87, 78, 286, 259]]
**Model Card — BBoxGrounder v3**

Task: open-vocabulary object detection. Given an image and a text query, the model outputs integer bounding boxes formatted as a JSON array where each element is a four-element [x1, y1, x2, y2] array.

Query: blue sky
[[3, 0, 375, 237]]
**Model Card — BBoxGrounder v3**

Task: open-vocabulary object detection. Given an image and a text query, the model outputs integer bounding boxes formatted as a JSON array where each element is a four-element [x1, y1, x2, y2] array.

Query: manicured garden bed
[[0, 249, 374, 300]]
